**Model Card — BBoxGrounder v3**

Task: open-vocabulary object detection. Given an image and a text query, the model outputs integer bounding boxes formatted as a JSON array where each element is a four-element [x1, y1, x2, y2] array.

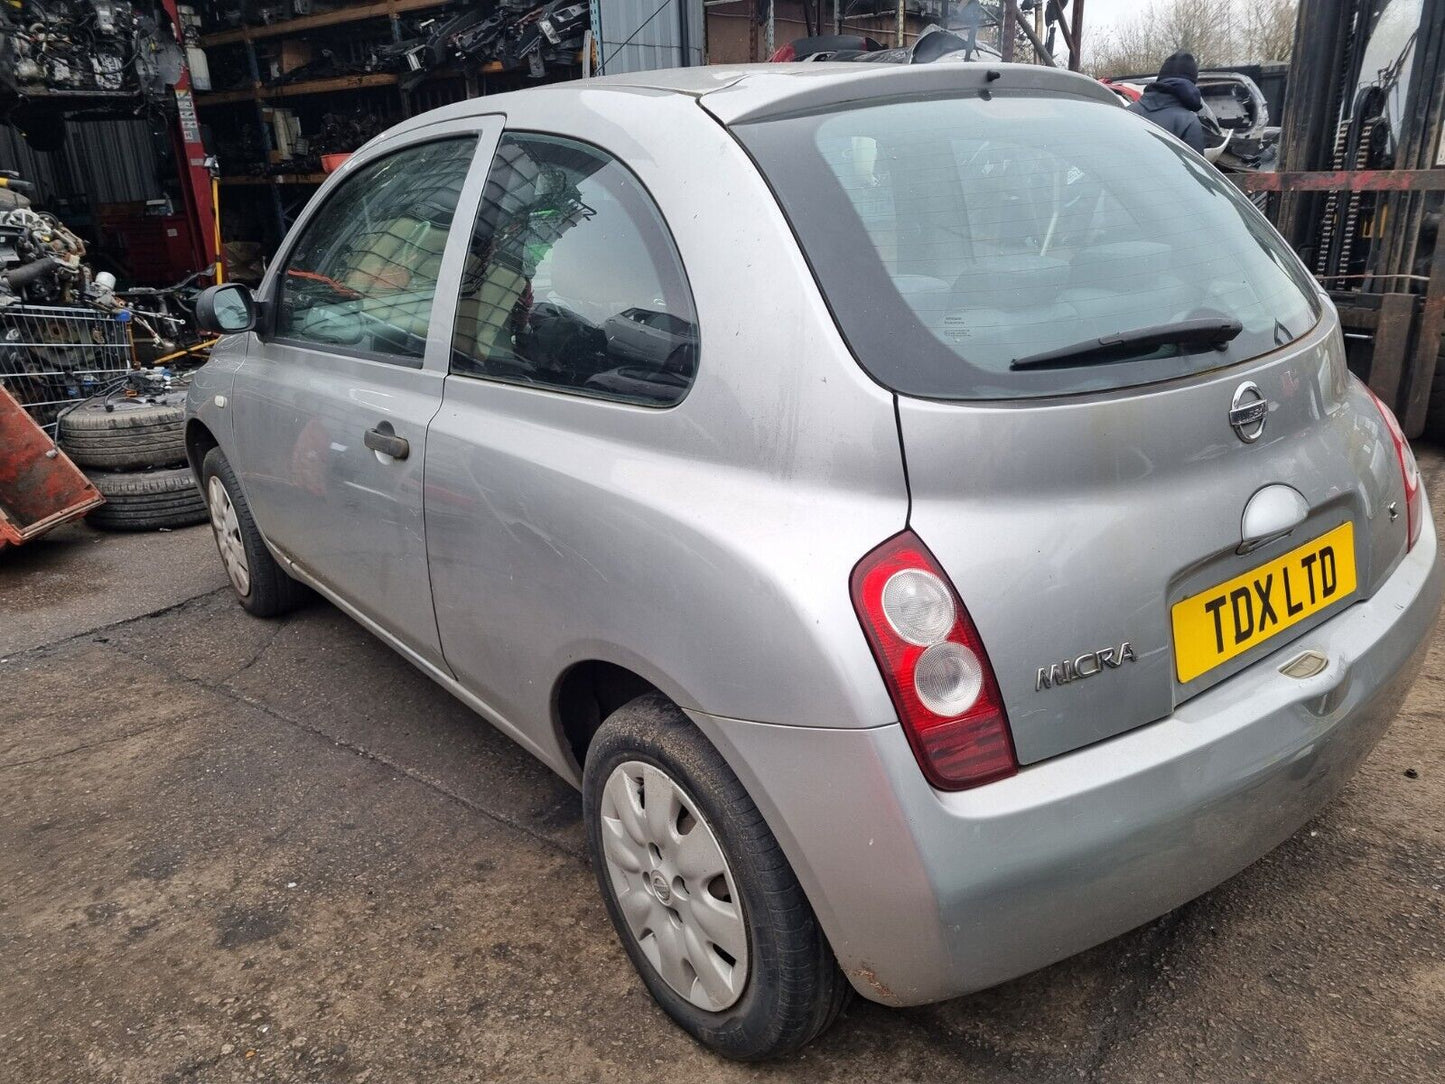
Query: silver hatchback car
[[186, 63, 1443, 1059]]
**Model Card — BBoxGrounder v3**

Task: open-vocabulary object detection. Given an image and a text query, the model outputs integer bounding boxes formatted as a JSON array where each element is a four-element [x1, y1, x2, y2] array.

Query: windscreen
[[735, 93, 1320, 399]]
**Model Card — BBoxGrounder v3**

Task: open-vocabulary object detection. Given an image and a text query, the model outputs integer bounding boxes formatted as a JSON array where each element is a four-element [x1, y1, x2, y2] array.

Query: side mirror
[[195, 283, 258, 335]]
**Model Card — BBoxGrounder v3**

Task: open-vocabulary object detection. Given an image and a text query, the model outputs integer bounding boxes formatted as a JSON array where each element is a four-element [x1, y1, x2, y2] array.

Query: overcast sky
[[1079, 0, 1135, 40]]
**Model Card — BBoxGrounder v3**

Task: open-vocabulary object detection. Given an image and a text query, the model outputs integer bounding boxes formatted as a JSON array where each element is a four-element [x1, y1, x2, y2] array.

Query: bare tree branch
[[1087, 0, 1297, 77]]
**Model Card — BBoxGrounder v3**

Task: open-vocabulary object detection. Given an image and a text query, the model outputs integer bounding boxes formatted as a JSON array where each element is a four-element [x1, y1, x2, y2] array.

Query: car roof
[[400, 61, 1121, 133]]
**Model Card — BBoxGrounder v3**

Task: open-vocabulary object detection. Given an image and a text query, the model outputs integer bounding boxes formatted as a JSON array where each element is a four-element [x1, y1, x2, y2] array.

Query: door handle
[[364, 424, 410, 460]]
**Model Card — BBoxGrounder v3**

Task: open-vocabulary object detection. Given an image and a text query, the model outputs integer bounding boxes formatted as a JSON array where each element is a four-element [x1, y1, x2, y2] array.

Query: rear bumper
[[691, 512, 1443, 1007]]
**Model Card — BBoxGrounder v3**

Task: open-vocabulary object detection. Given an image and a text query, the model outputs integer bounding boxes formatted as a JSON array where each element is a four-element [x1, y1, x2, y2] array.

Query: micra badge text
[[1036, 643, 1137, 691]]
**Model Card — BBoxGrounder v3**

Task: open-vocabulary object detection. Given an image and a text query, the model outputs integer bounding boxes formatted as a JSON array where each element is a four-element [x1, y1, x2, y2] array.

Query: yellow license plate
[[1171, 522, 1356, 683]]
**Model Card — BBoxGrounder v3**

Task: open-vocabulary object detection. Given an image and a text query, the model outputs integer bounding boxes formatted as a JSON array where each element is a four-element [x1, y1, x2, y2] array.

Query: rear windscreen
[[735, 93, 1320, 399]]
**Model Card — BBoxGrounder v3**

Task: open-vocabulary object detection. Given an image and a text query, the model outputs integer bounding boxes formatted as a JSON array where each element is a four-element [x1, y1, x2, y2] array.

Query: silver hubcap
[[600, 761, 749, 1011], [207, 475, 251, 597]]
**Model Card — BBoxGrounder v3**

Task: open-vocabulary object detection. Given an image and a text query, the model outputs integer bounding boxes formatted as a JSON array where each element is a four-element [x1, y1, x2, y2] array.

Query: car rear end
[[693, 65, 1444, 1003]]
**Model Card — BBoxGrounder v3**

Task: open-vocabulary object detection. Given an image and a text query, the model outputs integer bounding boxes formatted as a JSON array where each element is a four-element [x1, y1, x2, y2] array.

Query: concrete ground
[[2, 455, 1444, 1084]]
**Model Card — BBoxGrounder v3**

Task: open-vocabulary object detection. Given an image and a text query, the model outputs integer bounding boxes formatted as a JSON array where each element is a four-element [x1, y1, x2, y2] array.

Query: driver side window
[[450, 133, 698, 406], [274, 138, 476, 362]]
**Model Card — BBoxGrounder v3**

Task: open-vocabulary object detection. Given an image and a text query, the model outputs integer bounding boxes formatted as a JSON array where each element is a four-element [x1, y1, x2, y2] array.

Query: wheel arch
[[552, 659, 665, 780], [185, 418, 221, 484]]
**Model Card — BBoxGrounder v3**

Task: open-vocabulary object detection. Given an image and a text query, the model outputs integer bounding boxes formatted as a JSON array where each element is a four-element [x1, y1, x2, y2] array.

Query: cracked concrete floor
[[2, 452, 1444, 1084]]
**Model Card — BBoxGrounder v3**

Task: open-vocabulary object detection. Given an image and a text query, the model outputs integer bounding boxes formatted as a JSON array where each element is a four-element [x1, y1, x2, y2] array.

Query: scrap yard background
[[5, 0, 1445, 1080]]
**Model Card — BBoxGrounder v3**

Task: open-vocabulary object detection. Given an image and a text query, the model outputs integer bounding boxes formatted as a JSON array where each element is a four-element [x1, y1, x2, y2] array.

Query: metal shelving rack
[[197, 71, 403, 106], [195, 1, 454, 235], [198, 0, 450, 47]]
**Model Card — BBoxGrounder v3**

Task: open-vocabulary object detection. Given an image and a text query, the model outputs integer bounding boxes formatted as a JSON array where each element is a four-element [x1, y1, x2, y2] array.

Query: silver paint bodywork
[[898, 317, 1411, 764], [186, 63, 1444, 1006], [696, 515, 1440, 1004]]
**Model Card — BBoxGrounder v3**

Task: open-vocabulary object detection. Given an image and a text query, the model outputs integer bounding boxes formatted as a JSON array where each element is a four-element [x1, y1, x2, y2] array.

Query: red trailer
[[0, 385, 103, 549]]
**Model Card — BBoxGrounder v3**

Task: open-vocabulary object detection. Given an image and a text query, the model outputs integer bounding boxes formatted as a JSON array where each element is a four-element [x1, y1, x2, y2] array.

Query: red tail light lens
[[851, 532, 1018, 790], [1367, 389, 1422, 551], [768, 43, 798, 62]]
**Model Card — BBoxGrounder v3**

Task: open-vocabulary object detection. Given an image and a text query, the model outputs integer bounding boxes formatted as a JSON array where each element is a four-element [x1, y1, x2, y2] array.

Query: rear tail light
[[851, 532, 1017, 790], [1366, 388, 1422, 551]]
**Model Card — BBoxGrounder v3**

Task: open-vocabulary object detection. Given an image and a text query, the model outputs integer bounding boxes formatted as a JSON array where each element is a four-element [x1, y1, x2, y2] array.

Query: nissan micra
[[186, 62, 1443, 1059]]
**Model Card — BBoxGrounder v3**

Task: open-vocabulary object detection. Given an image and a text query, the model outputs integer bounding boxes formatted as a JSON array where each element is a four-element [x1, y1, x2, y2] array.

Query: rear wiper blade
[[1009, 317, 1245, 371]]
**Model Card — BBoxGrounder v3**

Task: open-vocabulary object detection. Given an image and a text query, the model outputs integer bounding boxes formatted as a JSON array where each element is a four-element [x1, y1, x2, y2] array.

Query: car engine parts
[[0, 1, 184, 104]]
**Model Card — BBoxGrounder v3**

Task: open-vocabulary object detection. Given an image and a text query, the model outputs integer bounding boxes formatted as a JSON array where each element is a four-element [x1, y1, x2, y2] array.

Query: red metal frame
[[160, 0, 221, 281], [1238, 169, 1445, 193], [0, 387, 104, 548]]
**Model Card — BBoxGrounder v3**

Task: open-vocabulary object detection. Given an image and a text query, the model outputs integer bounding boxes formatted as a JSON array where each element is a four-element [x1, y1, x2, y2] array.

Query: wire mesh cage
[[0, 305, 134, 434]]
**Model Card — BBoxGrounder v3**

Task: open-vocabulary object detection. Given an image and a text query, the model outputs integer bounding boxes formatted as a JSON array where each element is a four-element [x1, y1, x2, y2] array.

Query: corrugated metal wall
[[0, 118, 165, 207], [597, 0, 705, 74]]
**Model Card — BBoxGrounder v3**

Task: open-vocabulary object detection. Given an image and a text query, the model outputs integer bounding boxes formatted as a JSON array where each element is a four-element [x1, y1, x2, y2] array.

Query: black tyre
[[200, 447, 307, 618], [582, 694, 850, 1060], [85, 465, 208, 531], [58, 393, 187, 470]]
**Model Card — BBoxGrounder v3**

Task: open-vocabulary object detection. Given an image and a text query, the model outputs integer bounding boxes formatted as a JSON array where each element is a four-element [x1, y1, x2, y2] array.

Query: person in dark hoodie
[[1128, 51, 1206, 152]]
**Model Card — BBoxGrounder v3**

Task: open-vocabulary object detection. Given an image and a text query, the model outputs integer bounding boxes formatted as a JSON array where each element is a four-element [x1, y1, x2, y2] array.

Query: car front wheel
[[582, 693, 850, 1059], [201, 447, 307, 618]]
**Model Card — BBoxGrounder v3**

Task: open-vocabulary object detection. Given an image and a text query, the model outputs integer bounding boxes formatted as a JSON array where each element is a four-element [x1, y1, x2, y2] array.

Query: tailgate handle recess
[[1239, 484, 1309, 554]]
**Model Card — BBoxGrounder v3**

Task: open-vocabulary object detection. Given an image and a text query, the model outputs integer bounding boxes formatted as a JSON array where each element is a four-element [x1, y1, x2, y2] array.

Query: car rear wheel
[[582, 693, 850, 1059], [201, 447, 307, 618]]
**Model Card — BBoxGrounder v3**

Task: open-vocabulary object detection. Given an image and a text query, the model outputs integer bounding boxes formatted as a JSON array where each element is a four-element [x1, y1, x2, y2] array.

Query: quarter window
[[273, 138, 476, 362], [451, 134, 698, 406]]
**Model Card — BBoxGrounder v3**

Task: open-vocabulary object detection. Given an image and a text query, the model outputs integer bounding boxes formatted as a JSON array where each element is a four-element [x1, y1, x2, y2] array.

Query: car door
[[424, 132, 702, 746], [230, 120, 500, 669]]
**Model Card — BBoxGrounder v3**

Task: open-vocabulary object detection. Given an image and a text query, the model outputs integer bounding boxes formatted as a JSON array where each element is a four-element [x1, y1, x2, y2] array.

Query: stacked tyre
[[56, 392, 208, 531]]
